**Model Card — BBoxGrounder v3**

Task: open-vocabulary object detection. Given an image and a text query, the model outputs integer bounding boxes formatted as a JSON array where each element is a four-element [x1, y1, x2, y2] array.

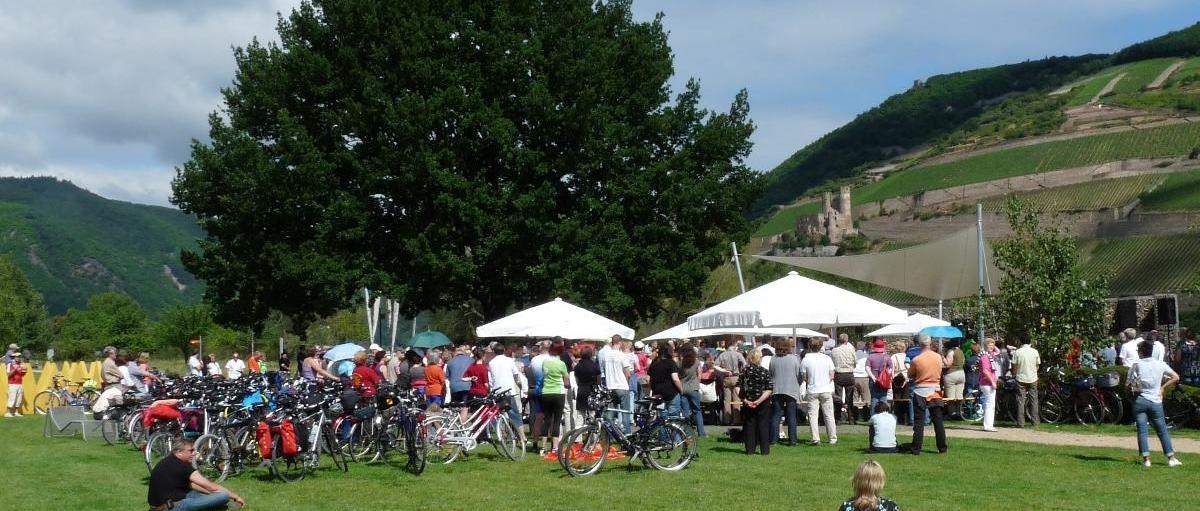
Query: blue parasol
[[919, 325, 964, 338]]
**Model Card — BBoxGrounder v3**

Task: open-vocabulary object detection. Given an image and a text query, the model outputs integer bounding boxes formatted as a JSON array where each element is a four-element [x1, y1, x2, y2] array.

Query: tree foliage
[[1113, 22, 1200, 64], [0, 256, 51, 352], [54, 292, 151, 359], [991, 197, 1109, 365], [173, 0, 762, 329], [153, 303, 216, 357]]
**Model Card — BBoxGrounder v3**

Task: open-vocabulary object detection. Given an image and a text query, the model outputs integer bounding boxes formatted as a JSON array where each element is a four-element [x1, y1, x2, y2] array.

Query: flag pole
[[977, 203, 986, 343], [732, 241, 746, 294]]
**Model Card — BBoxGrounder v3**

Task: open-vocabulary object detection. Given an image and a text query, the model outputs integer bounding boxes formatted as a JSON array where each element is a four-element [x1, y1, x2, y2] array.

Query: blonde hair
[[353, 351, 368, 364], [851, 460, 886, 511], [746, 348, 763, 365]]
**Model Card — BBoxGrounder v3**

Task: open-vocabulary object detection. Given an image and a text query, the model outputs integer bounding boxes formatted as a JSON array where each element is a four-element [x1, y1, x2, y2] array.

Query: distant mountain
[[0, 177, 203, 315], [754, 21, 1200, 217]]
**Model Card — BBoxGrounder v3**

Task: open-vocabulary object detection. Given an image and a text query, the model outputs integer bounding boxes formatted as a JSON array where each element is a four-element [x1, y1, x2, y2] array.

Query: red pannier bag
[[280, 419, 300, 456], [143, 404, 182, 428], [257, 421, 273, 459]]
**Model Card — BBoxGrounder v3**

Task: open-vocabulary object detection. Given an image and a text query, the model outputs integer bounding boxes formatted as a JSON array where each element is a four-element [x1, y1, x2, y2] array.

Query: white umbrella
[[643, 323, 828, 341], [865, 313, 951, 337], [687, 271, 908, 330], [476, 297, 635, 340]]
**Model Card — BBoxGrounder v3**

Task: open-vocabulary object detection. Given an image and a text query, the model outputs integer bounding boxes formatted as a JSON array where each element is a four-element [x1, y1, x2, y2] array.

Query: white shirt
[[206, 362, 221, 376], [800, 352, 835, 394], [1130, 358, 1175, 403], [1119, 338, 1142, 367], [187, 355, 203, 377], [760, 355, 773, 370], [1152, 341, 1166, 362], [869, 412, 898, 449], [225, 358, 247, 379], [853, 353, 869, 378], [598, 345, 632, 391], [488, 354, 519, 394], [118, 365, 136, 388]]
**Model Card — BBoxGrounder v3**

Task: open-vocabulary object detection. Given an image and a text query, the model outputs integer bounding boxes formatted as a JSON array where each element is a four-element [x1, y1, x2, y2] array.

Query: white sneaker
[[1168, 458, 1183, 467], [1142, 459, 1152, 467], [3, 413, 11, 418], [13, 412, 21, 417], [829, 438, 838, 445]]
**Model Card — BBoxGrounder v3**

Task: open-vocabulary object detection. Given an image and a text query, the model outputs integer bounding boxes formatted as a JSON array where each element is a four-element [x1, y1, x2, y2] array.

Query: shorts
[[427, 395, 444, 407], [7, 383, 23, 407], [451, 390, 470, 404]]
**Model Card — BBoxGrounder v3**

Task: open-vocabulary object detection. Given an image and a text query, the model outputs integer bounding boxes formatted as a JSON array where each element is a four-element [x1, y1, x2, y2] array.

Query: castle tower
[[838, 186, 852, 219], [822, 191, 833, 214]]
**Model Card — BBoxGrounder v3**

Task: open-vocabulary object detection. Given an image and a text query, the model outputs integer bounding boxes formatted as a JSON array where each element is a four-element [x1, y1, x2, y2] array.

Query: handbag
[[699, 381, 718, 403]]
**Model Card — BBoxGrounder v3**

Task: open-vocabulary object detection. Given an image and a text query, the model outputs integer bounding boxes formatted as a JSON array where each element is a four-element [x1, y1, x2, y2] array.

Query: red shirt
[[353, 364, 381, 397], [7, 362, 24, 384], [464, 363, 490, 396]]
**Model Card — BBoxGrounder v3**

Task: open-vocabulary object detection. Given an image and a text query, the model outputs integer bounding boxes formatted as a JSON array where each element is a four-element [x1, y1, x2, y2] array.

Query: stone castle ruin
[[796, 185, 858, 244]]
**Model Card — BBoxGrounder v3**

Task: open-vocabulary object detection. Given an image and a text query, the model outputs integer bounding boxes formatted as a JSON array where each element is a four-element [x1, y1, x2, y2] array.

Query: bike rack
[[43, 406, 104, 441]]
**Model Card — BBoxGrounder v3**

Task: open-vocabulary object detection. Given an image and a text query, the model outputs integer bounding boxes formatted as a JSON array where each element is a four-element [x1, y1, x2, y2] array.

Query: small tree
[[153, 303, 216, 358], [991, 197, 1109, 365]]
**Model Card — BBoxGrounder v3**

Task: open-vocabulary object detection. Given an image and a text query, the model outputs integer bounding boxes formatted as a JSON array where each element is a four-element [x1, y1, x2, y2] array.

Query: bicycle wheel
[[270, 436, 307, 483], [128, 413, 147, 450], [1163, 392, 1193, 428], [144, 433, 175, 473], [232, 426, 262, 464], [405, 419, 427, 475], [1100, 390, 1124, 424], [376, 422, 403, 467], [32, 390, 60, 415], [79, 390, 100, 409], [1074, 392, 1103, 426], [644, 422, 694, 472], [100, 414, 124, 445], [963, 398, 983, 422], [322, 425, 350, 473], [492, 417, 523, 461], [558, 424, 608, 477], [1039, 388, 1067, 424], [421, 415, 462, 464], [193, 434, 232, 483]]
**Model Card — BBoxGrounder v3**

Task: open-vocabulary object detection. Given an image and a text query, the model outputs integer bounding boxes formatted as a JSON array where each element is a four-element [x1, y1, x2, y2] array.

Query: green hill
[[0, 177, 204, 315]]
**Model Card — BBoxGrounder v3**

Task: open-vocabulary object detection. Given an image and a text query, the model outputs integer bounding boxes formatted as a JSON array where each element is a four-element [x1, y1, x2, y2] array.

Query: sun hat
[[871, 339, 887, 353], [633, 341, 645, 350], [368, 343, 383, 352], [7, 343, 17, 351]]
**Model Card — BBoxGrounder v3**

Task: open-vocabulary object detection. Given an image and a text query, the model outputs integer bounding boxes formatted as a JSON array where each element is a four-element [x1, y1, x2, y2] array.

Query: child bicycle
[[558, 390, 697, 477]]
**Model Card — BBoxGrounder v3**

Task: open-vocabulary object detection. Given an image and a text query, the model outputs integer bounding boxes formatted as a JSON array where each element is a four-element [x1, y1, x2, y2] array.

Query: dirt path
[[1147, 59, 1186, 90], [1091, 73, 1126, 104]]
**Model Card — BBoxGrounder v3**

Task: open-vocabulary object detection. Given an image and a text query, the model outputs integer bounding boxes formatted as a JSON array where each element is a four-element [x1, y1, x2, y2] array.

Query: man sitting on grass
[[867, 401, 898, 454], [148, 438, 245, 511]]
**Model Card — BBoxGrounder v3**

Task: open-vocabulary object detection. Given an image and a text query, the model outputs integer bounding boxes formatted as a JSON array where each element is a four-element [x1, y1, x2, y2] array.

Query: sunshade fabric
[[476, 298, 635, 340], [687, 271, 908, 329], [755, 227, 997, 300], [643, 323, 828, 341], [866, 313, 951, 337]]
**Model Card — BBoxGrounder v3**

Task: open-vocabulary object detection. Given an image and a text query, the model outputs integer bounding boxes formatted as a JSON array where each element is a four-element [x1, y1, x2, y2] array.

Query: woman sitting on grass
[[839, 460, 899, 511]]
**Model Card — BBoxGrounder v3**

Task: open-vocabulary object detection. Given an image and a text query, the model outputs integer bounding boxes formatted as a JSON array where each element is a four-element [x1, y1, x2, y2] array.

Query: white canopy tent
[[865, 313, 950, 337], [642, 323, 828, 341], [687, 271, 908, 330], [475, 297, 635, 340]]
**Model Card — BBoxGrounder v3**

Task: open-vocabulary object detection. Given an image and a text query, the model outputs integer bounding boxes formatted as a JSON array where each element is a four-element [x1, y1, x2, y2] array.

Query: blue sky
[[0, 0, 1197, 206]]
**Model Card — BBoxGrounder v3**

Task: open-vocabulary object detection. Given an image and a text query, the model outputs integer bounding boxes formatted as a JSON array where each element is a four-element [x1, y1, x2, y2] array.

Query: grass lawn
[[2, 415, 1196, 511]]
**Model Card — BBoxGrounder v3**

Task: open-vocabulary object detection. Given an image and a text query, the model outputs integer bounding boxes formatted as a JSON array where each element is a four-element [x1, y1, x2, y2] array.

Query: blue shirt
[[446, 355, 473, 393]]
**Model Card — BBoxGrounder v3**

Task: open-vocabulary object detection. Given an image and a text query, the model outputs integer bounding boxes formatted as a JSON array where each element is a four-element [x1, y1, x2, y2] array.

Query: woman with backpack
[[865, 340, 893, 416]]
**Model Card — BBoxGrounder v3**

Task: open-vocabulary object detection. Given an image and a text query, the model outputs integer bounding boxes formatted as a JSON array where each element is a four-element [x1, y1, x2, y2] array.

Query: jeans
[[911, 394, 946, 454], [771, 394, 798, 444], [806, 391, 837, 443], [906, 386, 929, 425], [680, 390, 707, 437], [1016, 381, 1040, 427], [1134, 396, 1175, 457], [868, 385, 888, 415], [980, 384, 996, 430], [608, 389, 631, 433], [741, 402, 771, 455], [664, 394, 682, 418], [172, 490, 230, 511], [834, 373, 855, 419]]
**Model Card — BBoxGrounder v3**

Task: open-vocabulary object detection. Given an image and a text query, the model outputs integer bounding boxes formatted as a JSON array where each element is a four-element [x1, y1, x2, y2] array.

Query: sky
[[1, 1, 1198, 207]]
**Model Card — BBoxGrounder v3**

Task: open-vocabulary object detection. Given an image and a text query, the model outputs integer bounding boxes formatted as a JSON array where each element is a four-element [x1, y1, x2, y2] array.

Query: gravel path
[[1091, 72, 1126, 104], [1147, 59, 1186, 90]]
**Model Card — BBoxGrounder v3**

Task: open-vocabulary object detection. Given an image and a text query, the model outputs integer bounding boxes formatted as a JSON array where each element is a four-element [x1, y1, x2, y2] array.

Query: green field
[[1167, 57, 1200, 87], [1067, 65, 1131, 106], [1140, 170, 1200, 210], [980, 174, 1164, 213], [1081, 235, 1200, 294], [2, 416, 1197, 510], [1108, 58, 1180, 95], [754, 201, 821, 236]]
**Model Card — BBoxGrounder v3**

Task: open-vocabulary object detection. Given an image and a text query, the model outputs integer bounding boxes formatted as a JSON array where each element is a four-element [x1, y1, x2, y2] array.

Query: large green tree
[[991, 197, 1110, 364], [153, 303, 216, 357], [173, 0, 761, 329], [54, 292, 152, 359], [0, 256, 51, 353]]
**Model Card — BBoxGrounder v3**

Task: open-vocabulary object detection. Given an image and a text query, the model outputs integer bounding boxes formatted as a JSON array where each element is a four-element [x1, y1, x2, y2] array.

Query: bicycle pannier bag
[[280, 419, 300, 456], [256, 421, 273, 458], [143, 404, 181, 428]]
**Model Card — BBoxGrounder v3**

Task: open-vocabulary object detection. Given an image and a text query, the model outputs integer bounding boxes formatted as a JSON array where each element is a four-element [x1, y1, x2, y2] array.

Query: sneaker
[[13, 412, 21, 417], [829, 438, 838, 445], [3, 413, 11, 418], [982, 428, 998, 432], [1169, 458, 1183, 467], [809, 440, 820, 446], [1143, 459, 1152, 467]]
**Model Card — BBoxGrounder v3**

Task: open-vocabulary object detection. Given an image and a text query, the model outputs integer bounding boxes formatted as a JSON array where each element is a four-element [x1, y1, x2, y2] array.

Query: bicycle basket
[[1097, 372, 1121, 389]]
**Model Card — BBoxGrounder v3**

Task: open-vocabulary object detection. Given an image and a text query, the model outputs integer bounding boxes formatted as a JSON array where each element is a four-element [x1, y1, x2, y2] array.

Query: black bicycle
[[558, 391, 696, 477]]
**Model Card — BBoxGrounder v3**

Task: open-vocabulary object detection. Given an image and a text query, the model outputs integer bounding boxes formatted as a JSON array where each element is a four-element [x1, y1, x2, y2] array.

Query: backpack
[[876, 361, 892, 391]]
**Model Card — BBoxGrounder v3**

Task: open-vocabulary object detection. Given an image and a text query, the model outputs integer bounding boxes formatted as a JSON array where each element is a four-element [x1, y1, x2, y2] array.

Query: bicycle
[[32, 374, 99, 414], [1163, 384, 1200, 429], [370, 389, 428, 475], [422, 389, 523, 464], [192, 403, 266, 482], [558, 391, 696, 477], [267, 394, 350, 483]]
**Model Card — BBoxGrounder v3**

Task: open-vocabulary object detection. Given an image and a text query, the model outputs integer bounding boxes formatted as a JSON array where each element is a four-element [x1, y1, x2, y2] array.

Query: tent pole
[[732, 242, 746, 294], [976, 203, 986, 343], [938, 300, 943, 320]]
